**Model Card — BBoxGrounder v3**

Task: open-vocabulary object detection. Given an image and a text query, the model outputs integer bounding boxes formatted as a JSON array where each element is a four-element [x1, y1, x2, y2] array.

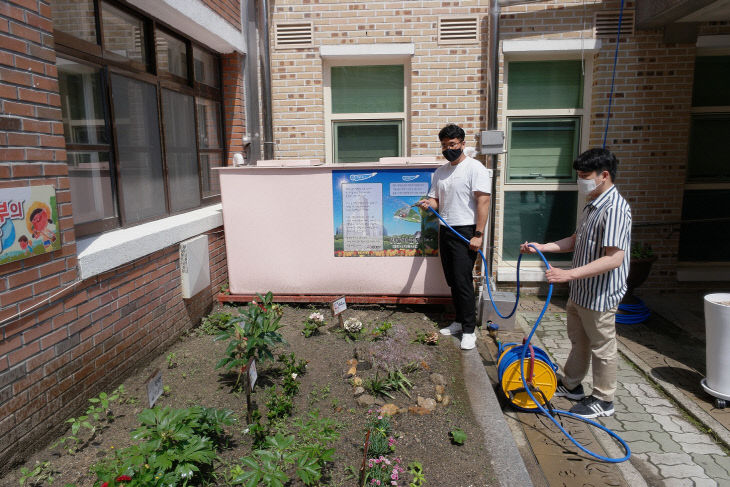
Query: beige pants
[[562, 299, 618, 402]]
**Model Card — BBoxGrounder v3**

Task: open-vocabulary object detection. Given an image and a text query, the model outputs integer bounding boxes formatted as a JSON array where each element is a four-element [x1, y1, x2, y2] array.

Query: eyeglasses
[[440, 141, 462, 150]]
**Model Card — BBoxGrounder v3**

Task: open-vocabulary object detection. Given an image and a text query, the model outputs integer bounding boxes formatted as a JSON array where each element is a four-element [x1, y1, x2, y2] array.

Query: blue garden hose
[[426, 206, 631, 463], [617, 299, 651, 324]]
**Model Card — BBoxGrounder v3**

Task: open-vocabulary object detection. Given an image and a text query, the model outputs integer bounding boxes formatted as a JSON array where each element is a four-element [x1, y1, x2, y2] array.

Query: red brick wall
[[202, 0, 241, 31], [222, 52, 245, 165], [0, 0, 231, 472]]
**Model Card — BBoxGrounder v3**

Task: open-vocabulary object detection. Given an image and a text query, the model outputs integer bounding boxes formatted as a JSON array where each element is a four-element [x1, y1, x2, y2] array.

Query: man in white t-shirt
[[417, 124, 492, 350]]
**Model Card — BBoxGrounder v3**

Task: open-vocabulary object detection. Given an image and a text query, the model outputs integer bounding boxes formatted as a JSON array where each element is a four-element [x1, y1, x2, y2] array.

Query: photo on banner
[[332, 169, 439, 257], [0, 185, 61, 265]]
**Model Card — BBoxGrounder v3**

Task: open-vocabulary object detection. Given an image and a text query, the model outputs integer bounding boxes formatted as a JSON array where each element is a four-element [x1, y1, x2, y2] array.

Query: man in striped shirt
[[521, 148, 631, 419]]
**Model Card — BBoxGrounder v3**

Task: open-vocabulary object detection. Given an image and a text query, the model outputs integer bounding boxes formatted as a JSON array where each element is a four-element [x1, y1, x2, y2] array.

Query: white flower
[[308, 312, 324, 323], [291, 373, 297, 380], [344, 317, 362, 333]]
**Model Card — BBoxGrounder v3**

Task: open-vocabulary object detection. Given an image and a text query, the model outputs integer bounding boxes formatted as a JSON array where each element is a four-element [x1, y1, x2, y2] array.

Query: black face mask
[[442, 148, 462, 162]]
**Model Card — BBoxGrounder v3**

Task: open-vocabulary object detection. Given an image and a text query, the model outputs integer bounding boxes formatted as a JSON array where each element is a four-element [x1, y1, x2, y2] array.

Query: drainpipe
[[256, 0, 274, 160], [243, 0, 261, 163], [485, 0, 501, 286]]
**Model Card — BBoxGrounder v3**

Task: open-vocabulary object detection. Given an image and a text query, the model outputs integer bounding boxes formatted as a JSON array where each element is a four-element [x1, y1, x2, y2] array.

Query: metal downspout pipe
[[256, 0, 274, 160], [485, 0, 501, 295]]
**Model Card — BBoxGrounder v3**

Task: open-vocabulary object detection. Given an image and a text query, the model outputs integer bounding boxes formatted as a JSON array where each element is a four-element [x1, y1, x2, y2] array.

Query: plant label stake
[[359, 429, 371, 487], [243, 358, 256, 424], [146, 369, 163, 408], [331, 296, 347, 328]]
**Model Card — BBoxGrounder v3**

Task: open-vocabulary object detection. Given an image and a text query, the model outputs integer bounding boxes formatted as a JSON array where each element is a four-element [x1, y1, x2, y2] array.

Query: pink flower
[[116, 475, 132, 482]]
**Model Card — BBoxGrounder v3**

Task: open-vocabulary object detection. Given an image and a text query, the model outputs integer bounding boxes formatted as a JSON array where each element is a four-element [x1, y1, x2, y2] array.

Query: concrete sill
[[77, 204, 223, 280]]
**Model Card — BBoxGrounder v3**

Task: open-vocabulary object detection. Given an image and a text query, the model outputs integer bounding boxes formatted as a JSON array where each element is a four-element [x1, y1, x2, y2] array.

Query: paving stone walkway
[[520, 311, 730, 487]]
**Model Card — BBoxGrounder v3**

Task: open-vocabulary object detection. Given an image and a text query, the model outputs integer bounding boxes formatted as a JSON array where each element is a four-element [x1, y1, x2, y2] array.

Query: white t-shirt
[[427, 157, 492, 226]]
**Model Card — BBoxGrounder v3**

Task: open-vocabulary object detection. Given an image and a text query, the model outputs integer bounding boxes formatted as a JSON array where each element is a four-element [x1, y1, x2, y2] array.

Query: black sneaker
[[569, 395, 615, 419], [553, 380, 586, 400]]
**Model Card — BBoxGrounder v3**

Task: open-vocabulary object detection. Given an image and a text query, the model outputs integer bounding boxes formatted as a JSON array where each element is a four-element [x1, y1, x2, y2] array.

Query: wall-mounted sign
[[332, 169, 438, 257], [0, 185, 61, 265]]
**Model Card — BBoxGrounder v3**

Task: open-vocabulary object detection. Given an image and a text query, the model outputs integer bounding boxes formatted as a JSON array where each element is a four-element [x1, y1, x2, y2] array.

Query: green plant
[[449, 428, 466, 445], [230, 411, 340, 487], [631, 241, 655, 260], [53, 387, 123, 454], [364, 411, 395, 457], [364, 372, 394, 399], [166, 352, 177, 369], [197, 312, 234, 336], [19, 460, 55, 486], [92, 405, 234, 487], [215, 292, 285, 388], [246, 410, 269, 449], [384, 369, 413, 398], [363, 455, 405, 486], [220, 282, 230, 295], [408, 461, 426, 487], [265, 386, 294, 421], [302, 312, 325, 338], [413, 330, 439, 345], [370, 321, 393, 341]]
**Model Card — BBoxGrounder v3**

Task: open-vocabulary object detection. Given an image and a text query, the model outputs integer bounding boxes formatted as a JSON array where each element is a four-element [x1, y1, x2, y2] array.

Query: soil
[[1, 303, 495, 487]]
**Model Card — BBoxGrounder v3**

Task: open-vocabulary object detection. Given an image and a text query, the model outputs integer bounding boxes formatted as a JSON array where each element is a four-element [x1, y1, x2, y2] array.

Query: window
[[679, 55, 730, 262], [53, 0, 225, 237], [499, 58, 590, 275], [325, 63, 407, 163]]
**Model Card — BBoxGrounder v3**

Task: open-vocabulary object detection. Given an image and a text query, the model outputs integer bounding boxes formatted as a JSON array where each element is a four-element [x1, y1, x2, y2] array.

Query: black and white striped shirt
[[570, 185, 632, 312]]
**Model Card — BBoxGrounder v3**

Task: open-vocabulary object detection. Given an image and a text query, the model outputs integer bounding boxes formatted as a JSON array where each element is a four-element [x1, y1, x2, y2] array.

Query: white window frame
[[678, 38, 730, 279], [498, 47, 595, 281], [322, 49, 412, 164]]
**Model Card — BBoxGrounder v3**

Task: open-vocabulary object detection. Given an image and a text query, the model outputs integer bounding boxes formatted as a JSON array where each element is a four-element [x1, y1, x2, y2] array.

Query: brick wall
[[202, 0, 241, 31], [0, 0, 231, 472], [269, 0, 490, 161], [0, 231, 228, 472], [496, 0, 730, 292]]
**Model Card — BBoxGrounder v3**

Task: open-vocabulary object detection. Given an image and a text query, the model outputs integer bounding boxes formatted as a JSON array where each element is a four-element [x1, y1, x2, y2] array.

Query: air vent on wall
[[595, 10, 635, 38], [438, 16, 479, 45], [275, 22, 313, 49]]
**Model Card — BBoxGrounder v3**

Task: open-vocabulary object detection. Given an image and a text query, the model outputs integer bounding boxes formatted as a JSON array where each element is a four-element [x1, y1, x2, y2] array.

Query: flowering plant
[[344, 317, 363, 333], [364, 455, 405, 486], [302, 312, 326, 337]]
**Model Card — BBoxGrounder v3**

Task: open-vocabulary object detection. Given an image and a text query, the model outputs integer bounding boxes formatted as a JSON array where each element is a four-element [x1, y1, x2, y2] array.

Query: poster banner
[[0, 185, 61, 265], [333, 169, 439, 257]]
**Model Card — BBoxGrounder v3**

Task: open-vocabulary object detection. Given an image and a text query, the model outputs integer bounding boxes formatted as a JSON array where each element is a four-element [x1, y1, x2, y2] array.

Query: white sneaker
[[460, 333, 477, 350], [440, 321, 462, 336]]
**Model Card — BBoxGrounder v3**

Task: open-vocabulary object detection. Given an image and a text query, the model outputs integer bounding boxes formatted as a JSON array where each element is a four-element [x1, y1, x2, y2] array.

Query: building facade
[[0, 0, 251, 470]]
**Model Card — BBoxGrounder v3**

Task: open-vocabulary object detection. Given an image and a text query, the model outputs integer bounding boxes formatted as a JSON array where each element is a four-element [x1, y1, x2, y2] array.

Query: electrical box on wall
[[480, 130, 505, 155], [180, 235, 211, 299]]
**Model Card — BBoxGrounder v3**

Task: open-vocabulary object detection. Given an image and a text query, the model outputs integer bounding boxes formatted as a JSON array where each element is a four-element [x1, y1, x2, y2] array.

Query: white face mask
[[577, 178, 597, 196], [577, 174, 606, 197]]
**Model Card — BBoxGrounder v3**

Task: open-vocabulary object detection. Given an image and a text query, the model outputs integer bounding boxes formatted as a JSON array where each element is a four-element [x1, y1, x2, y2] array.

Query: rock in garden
[[430, 373, 446, 386], [356, 394, 377, 407], [441, 395, 451, 407], [347, 358, 358, 366], [436, 394, 443, 403], [408, 406, 432, 415], [353, 386, 365, 397], [351, 376, 363, 386], [435, 384, 445, 395], [417, 396, 437, 411], [379, 403, 400, 416], [346, 365, 358, 377]]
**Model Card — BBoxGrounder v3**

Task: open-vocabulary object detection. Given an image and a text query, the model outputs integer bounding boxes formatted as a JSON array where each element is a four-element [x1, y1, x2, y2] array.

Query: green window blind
[[687, 114, 730, 182], [679, 190, 730, 262], [507, 118, 580, 181], [507, 61, 583, 110], [334, 121, 401, 163], [692, 56, 730, 107], [331, 65, 404, 114], [502, 191, 578, 261]]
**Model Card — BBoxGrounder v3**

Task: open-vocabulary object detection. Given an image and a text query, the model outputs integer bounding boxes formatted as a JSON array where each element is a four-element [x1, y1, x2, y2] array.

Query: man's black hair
[[573, 148, 618, 182], [438, 124, 465, 142]]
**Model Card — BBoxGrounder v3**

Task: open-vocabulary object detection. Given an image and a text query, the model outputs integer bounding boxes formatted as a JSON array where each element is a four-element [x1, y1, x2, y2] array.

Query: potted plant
[[622, 242, 657, 304]]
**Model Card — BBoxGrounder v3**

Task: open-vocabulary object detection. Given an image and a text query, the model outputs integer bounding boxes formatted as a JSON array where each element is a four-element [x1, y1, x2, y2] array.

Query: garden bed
[[1, 298, 494, 487]]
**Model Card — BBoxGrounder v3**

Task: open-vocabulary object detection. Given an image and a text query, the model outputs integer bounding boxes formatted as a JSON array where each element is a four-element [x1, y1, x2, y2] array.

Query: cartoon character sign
[[27, 202, 57, 251], [0, 185, 61, 265]]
